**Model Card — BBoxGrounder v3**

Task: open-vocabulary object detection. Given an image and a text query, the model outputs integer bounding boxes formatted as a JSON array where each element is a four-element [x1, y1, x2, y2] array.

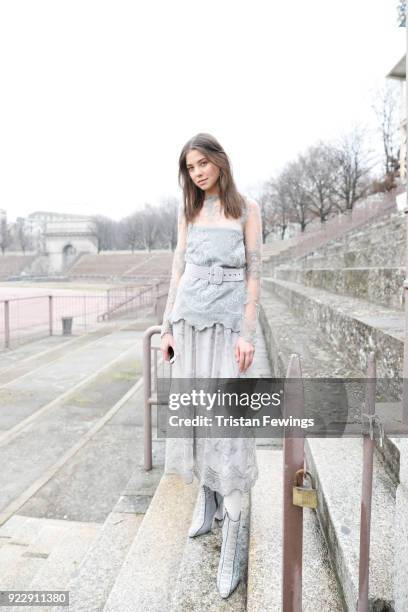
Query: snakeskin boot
[[216, 509, 241, 598], [188, 485, 223, 538], [214, 491, 224, 525]]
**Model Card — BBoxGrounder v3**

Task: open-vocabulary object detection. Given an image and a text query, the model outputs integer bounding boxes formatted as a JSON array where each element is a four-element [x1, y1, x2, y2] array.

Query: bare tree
[[251, 183, 276, 243], [371, 83, 400, 182], [278, 159, 314, 233], [266, 177, 293, 240], [121, 212, 144, 252], [93, 215, 119, 252], [141, 204, 162, 252], [157, 197, 179, 250], [328, 128, 373, 212], [15, 218, 33, 253], [0, 217, 12, 255], [300, 142, 338, 222], [115, 199, 179, 252]]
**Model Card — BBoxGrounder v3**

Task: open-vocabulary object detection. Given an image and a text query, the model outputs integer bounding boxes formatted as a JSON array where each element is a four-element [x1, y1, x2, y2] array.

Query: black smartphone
[[168, 345, 176, 364]]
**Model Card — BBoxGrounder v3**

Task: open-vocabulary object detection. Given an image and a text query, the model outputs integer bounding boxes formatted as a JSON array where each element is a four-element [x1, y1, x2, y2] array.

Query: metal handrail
[[98, 283, 161, 321], [143, 325, 172, 470]]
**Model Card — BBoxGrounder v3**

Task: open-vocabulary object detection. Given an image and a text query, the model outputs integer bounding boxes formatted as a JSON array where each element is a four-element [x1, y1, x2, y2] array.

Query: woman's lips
[[198, 179, 207, 185]]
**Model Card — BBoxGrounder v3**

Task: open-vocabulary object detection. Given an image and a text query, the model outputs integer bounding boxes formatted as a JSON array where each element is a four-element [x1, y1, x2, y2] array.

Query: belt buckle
[[209, 264, 223, 284]]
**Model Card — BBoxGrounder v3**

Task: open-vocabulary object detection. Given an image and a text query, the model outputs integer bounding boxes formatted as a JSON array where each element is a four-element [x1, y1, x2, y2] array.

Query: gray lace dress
[[160, 194, 262, 497]]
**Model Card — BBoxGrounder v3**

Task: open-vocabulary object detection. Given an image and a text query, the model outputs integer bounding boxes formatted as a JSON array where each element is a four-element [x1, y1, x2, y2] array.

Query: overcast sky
[[0, 1, 405, 221]]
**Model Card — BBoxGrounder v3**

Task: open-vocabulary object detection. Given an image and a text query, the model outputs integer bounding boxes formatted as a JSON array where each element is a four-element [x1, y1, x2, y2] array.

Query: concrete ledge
[[262, 277, 404, 377], [247, 449, 344, 611], [272, 267, 405, 311], [306, 438, 395, 611], [259, 288, 362, 379]]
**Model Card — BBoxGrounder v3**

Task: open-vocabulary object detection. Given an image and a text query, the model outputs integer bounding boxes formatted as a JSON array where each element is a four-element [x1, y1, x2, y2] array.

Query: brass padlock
[[293, 469, 318, 508]]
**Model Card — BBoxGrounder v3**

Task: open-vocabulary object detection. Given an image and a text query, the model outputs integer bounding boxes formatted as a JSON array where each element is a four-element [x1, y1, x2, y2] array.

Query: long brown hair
[[178, 133, 247, 224]]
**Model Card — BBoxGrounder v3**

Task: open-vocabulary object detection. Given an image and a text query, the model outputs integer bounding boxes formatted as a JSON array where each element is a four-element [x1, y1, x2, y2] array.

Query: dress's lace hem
[[193, 463, 259, 497], [164, 437, 259, 496], [164, 465, 259, 497]]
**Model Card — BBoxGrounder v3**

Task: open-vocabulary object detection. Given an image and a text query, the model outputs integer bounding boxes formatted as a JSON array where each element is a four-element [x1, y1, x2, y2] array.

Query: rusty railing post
[[282, 353, 304, 612], [403, 37, 408, 423], [358, 351, 377, 611], [48, 295, 53, 336], [4, 300, 10, 349], [143, 325, 163, 470], [403, 198, 408, 423]]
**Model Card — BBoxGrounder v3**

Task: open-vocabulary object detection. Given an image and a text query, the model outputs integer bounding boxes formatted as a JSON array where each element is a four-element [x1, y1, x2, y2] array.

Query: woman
[[160, 132, 262, 599]]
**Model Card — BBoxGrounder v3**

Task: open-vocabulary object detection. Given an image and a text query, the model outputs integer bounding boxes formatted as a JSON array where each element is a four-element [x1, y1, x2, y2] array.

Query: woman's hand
[[161, 333, 175, 362], [235, 337, 255, 373]]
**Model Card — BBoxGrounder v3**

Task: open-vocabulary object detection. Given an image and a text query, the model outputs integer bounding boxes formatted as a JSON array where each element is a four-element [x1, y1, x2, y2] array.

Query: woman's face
[[186, 149, 221, 191]]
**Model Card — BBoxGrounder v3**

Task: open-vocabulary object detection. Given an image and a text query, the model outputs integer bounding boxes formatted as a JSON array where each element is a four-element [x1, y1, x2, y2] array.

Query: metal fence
[[0, 294, 104, 349], [0, 285, 163, 350]]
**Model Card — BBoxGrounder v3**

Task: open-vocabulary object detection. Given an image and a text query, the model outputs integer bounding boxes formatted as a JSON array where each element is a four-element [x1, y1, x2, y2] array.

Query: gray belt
[[185, 262, 245, 284]]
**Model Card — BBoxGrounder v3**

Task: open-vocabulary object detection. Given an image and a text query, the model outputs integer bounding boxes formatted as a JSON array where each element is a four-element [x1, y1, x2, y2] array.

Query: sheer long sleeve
[[160, 201, 188, 338], [241, 198, 262, 346]]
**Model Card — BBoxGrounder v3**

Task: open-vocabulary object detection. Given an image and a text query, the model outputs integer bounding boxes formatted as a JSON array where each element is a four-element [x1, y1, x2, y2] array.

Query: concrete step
[[24, 521, 101, 603], [262, 277, 404, 377], [0, 516, 51, 579], [0, 517, 82, 590], [60, 512, 142, 612], [306, 438, 395, 611], [247, 449, 345, 611], [272, 266, 405, 311], [0, 541, 29, 584], [260, 284, 362, 379], [0, 515, 101, 608], [103, 471, 198, 612], [58, 455, 165, 612], [169, 494, 250, 611], [0, 440, 165, 610], [0, 514, 43, 540]]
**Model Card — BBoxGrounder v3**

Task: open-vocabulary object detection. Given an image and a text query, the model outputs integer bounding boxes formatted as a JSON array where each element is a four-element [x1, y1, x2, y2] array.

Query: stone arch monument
[[28, 211, 98, 273]]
